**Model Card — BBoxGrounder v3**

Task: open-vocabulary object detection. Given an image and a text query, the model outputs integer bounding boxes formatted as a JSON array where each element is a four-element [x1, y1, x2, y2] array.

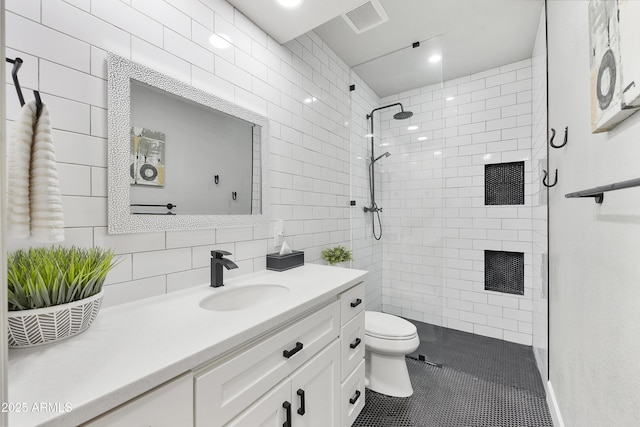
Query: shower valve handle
[[364, 206, 383, 213]]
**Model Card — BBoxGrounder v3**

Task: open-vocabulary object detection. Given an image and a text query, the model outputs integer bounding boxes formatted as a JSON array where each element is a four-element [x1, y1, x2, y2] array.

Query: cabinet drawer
[[341, 360, 365, 427], [340, 282, 365, 326], [341, 311, 365, 382], [83, 373, 193, 427], [194, 300, 340, 427]]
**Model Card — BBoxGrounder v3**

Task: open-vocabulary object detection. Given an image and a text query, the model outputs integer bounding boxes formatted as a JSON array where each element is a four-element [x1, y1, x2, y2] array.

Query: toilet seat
[[365, 311, 417, 340]]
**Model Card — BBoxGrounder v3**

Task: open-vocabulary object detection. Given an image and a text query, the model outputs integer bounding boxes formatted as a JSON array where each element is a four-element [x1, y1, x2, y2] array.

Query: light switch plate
[[273, 219, 284, 247]]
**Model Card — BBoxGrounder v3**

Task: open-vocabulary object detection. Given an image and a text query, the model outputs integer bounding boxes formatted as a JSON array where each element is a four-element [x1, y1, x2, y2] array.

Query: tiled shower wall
[[4, 0, 380, 307], [377, 82, 445, 326], [379, 59, 535, 345]]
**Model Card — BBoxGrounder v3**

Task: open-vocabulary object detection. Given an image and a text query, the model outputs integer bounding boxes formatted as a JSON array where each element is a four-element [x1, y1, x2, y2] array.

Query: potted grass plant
[[321, 245, 353, 267], [7, 246, 117, 348]]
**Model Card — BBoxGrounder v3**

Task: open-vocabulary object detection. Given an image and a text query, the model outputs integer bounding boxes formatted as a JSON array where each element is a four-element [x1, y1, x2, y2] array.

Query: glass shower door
[[348, 36, 445, 321]]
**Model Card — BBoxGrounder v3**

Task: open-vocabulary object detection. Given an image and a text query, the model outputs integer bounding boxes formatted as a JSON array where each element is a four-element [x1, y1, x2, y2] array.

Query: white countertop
[[7, 264, 367, 427]]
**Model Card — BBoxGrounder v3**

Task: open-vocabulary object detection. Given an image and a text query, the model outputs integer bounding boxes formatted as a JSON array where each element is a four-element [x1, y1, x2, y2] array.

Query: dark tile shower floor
[[353, 320, 553, 427]]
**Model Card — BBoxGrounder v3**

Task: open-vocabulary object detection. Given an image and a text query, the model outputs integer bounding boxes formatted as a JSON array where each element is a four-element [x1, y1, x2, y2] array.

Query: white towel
[[7, 100, 65, 242]]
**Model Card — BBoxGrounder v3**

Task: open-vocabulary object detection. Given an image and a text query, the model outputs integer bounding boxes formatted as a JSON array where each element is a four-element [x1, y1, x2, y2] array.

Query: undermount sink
[[199, 284, 290, 312]]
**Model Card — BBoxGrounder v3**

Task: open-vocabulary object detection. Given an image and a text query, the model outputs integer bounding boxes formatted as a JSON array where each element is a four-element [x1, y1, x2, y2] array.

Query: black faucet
[[211, 250, 238, 287]]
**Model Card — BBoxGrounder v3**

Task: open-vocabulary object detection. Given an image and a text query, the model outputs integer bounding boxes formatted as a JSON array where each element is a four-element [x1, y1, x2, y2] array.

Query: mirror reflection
[[129, 81, 260, 216]]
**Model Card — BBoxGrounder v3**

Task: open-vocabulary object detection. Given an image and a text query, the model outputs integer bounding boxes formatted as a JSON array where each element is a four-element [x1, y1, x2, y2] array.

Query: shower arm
[[366, 103, 406, 121]]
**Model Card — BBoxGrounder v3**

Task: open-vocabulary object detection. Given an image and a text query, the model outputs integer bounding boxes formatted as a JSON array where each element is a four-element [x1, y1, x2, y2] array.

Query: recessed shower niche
[[485, 161, 525, 205], [484, 250, 524, 296]]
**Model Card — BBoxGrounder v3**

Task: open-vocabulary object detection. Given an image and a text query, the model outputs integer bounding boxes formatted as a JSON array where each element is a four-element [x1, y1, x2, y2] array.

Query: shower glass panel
[[348, 71, 384, 310], [349, 36, 445, 321]]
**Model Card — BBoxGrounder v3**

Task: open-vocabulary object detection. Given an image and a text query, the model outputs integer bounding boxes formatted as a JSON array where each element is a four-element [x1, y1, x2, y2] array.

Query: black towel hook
[[5, 57, 43, 118], [232, 191, 237, 200], [34, 91, 43, 119], [550, 127, 568, 149], [6, 57, 25, 105], [543, 169, 558, 188]]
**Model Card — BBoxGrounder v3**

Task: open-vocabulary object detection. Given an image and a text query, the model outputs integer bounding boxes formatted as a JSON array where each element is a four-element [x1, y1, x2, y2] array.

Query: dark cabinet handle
[[350, 298, 362, 308], [350, 338, 362, 349], [349, 390, 361, 405], [297, 389, 306, 415], [283, 342, 303, 358], [282, 401, 291, 427]]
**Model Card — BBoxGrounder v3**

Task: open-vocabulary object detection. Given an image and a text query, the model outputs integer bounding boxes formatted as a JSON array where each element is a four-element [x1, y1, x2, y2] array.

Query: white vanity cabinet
[[194, 281, 366, 427], [338, 282, 366, 426], [82, 373, 193, 427], [8, 265, 369, 427]]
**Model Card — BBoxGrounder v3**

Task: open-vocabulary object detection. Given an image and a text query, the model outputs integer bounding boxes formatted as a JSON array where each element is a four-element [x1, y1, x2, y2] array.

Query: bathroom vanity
[[7, 264, 366, 427]]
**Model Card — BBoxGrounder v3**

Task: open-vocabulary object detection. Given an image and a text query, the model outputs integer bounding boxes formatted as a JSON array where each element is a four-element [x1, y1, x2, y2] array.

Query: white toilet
[[364, 311, 420, 397]]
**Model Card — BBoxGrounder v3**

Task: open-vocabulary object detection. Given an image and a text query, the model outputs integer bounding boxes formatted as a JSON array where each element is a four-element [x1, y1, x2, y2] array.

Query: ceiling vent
[[342, 0, 389, 34]]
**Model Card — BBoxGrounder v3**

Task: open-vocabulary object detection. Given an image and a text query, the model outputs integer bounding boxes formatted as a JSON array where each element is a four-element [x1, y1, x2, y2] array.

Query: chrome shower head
[[393, 110, 413, 120]]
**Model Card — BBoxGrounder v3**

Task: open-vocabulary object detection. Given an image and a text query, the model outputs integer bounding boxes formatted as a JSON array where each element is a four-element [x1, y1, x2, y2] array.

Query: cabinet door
[[83, 373, 193, 427], [340, 312, 365, 382], [226, 380, 291, 427], [291, 340, 341, 427]]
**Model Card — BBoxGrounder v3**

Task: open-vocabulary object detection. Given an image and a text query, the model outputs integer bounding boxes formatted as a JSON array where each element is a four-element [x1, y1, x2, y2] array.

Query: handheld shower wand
[[373, 151, 391, 163]]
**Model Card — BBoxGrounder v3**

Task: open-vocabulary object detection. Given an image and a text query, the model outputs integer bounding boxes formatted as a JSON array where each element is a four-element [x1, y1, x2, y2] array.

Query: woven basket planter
[[7, 291, 104, 348]]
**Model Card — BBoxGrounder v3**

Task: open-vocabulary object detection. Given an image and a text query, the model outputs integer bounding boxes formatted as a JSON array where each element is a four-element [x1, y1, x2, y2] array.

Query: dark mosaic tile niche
[[485, 161, 525, 205], [484, 250, 525, 295]]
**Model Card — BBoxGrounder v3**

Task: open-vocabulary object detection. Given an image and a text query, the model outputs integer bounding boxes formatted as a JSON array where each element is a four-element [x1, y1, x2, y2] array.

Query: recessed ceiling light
[[418, 136, 428, 141], [407, 125, 418, 131], [429, 54, 442, 63], [276, 0, 303, 8], [209, 33, 232, 49]]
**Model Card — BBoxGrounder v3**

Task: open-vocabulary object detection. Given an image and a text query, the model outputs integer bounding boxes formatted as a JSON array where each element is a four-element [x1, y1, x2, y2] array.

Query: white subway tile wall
[[5, 0, 379, 308], [377, 59, 534, 345]]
